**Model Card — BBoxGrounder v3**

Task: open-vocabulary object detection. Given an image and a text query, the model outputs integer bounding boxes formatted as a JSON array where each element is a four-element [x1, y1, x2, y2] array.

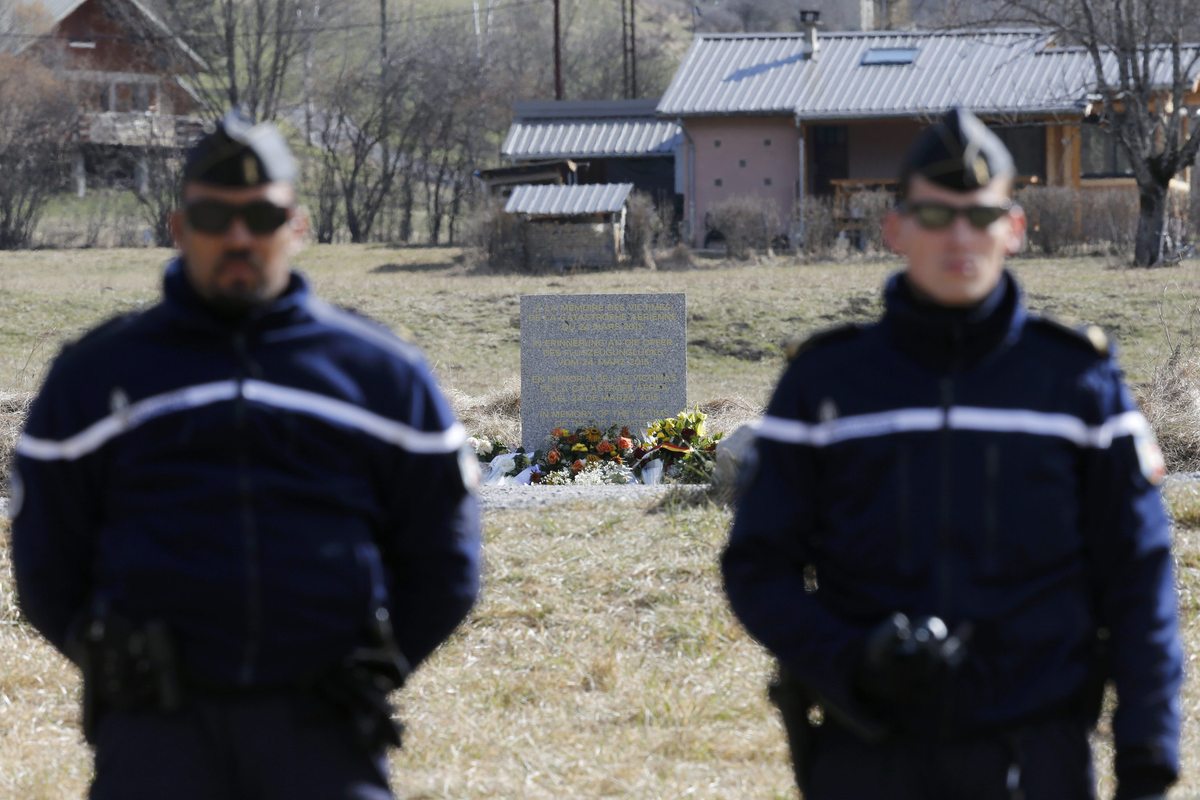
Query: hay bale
[[1, 392, 32, 489]]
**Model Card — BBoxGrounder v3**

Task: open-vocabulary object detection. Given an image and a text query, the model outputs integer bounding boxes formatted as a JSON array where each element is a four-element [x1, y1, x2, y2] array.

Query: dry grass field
[[1, 246, 1199, 798], [3, 245, 1200, 401]]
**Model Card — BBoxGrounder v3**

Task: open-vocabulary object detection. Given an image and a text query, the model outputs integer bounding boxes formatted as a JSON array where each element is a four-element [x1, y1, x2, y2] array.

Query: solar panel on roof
[[861, 48, 919, 66]]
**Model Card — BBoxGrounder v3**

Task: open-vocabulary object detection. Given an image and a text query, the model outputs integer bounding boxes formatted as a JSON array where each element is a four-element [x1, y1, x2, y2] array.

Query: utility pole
[[630, 0, 636, 98], [621, 0, 628, 97], [554, 0, 563, 100], [621, 0, 637, 98]]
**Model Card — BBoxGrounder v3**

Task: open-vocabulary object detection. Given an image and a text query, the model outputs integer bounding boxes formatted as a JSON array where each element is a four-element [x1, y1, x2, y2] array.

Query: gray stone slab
[[520, 293, 686, 451]]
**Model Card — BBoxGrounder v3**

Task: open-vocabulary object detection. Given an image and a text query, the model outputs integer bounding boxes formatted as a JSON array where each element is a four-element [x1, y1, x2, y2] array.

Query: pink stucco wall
[[682, 116, 801, 247]]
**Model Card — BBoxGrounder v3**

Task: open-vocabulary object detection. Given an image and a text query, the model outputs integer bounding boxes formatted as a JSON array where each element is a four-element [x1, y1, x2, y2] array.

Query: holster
[[768, 667, 818, 791], [69, 614, 183, 744], [1076, 629, 1111, 727], [312, 607, 411, 752]]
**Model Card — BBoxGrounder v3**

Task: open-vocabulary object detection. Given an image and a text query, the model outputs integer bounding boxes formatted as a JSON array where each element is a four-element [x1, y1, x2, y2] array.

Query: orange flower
[[596, 440, 614, 455], [620, 426, 632, 437], [547, 449, 561, 465], [616, 436, 633, 451], [571, 459, 585, 472]]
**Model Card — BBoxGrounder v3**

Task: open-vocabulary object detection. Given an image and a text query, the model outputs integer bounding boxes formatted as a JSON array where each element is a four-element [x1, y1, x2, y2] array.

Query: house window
[[69, 40, 96, 49], [1081, 124, 1134, 178], [993, 125, 1046, 180]]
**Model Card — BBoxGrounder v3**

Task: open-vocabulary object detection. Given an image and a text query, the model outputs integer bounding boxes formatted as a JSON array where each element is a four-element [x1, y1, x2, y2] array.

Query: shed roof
[[504, 118, 680, 159], [503, 99, 680, 160], [657, 29, 1200, 120], [505, 183, 634, 216]]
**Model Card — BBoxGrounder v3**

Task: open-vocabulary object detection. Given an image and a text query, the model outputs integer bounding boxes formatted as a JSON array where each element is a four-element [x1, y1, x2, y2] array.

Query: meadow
[[1, 246, 1198, 798]]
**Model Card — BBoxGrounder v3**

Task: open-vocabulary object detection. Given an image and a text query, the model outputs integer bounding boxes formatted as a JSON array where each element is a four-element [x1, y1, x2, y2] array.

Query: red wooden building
[[12, 0, 207, 194]]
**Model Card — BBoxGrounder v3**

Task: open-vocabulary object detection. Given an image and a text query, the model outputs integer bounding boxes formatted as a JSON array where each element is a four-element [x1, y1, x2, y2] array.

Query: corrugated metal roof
[[658, 29, 1200, 120], [513, 99, 662, 120], [503, 118, 681, 159], [505, 183, 635, 216]]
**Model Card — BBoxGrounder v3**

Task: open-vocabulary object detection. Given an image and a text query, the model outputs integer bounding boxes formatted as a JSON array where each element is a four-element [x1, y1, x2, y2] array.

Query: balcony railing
[[79, 111, 203, 148]]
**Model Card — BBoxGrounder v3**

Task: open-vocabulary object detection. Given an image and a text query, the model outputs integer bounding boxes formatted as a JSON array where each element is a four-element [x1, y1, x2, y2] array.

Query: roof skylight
[[861, 47, 919, 66]]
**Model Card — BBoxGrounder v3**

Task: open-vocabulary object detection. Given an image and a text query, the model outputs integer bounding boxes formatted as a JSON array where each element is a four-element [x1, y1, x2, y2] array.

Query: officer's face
[[883, 175, 1026, 307], [170, 181, 307, 314]]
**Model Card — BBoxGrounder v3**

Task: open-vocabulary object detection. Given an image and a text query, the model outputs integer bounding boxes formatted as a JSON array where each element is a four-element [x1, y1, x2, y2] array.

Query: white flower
[[483, 453, 519, 485], [466, 436, 490, 457]]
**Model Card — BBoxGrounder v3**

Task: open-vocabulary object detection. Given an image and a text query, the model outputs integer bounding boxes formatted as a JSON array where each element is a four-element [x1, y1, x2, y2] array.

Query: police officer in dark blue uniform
[[722, 108, 1183, 800], [10, 112, 482, 799]]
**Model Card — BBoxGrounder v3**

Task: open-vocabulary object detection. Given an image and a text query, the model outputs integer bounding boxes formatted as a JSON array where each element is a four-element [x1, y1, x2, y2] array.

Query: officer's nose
[[224, 215, 254, 245], [948, 213, 976, 243]]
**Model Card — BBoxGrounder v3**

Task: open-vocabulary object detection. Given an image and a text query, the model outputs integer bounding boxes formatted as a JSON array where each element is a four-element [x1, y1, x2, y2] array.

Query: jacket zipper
[[896, 444, 912, 574], [984, 444, 1000, 574], [938, 375, 954, 614], [939, 323, 964, 736], [233, 330, 263, 686]]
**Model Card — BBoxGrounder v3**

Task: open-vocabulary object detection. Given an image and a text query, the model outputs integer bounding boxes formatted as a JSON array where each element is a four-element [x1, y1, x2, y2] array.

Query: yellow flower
[[572, 443, 588, 452]]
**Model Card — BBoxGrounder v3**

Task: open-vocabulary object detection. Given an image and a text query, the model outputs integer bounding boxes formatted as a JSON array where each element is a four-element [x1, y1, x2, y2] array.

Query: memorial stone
[[520, 293, 687, 451]]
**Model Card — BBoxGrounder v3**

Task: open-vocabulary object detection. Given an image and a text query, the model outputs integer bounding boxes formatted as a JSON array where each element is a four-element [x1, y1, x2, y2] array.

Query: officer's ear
[[1004, 203, 1027, 255], [169, 209, 186, 248], [286, 206, 310, 255], [883, 207, 906, 255]]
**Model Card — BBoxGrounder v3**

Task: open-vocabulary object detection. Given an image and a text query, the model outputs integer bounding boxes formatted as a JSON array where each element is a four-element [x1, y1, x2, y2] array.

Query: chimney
[[859, 0, 875, 30], [799, 9, 820, 58]]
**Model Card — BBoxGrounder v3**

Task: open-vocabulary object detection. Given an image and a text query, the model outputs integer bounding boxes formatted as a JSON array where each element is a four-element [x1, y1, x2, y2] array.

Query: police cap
[[183, 110, 297, 188], [898, 107, 1015, 198]]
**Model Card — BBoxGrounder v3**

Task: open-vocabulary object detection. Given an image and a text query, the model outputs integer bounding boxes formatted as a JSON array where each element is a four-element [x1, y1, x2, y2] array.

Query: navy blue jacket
[[11, 259, 481, 689], [723, 272, 1182, 784]]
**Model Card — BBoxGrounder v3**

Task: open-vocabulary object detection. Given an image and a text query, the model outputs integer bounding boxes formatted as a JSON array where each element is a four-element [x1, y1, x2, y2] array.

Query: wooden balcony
[[79, 112, 203, 148]]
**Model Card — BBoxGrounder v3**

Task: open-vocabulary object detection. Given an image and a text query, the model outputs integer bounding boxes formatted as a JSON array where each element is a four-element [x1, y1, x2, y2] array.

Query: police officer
[[10, 112, 482, 799], [722, 108, 1182, 800]]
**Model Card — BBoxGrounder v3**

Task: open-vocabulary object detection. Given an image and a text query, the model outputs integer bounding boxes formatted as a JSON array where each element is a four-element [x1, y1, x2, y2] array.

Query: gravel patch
[[479, 483, 711, 510]]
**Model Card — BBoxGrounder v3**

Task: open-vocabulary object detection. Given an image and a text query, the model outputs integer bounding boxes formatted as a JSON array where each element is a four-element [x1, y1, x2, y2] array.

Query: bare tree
[[0, 54, 78, 249], [309, 2, 416, 244], [148, 0, 326, 122], [999, 0, 1200, 265]]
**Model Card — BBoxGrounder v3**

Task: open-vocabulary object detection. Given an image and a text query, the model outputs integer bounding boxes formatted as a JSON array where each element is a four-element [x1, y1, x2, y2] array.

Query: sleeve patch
[[458, 445, 481, 494], [1134, 424, 1166, 486], [6, 466, 24, 520]]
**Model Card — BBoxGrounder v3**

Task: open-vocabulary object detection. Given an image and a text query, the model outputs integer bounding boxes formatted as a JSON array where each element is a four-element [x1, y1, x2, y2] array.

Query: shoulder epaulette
[[1029, 317, 1111, 358], [783, 323, 863, 361]]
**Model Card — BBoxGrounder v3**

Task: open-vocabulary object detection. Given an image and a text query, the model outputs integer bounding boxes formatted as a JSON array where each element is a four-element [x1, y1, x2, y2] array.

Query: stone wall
[[524, 215, 623, 269]]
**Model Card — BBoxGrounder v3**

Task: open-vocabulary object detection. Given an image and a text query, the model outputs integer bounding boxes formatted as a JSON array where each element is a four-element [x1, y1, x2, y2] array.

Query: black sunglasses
[[902, 201, 1013, 231], [184, 199, 291, 235]]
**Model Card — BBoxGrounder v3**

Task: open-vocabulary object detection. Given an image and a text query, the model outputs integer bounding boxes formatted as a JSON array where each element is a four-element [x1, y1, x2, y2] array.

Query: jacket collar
[[881, 270, 1025, 373], [161, 257, 311, 333]]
